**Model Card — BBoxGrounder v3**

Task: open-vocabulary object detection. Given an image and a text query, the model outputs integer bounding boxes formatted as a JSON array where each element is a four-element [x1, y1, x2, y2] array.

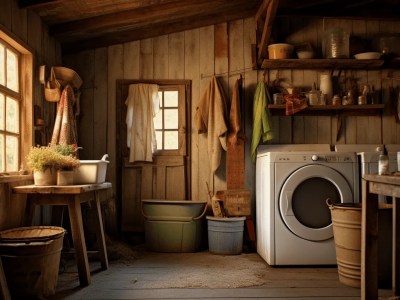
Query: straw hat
[[53, 66, 83, 90]]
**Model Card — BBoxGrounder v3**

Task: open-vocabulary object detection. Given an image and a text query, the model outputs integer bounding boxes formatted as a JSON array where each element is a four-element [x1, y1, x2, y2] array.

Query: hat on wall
[[53, 66, 83, 90]]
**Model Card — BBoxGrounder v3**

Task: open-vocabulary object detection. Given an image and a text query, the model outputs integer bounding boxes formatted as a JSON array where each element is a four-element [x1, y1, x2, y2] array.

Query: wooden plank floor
[[47, 245, 392, 300]]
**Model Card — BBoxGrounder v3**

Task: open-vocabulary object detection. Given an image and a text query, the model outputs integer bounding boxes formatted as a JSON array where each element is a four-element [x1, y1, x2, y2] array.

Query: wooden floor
[[46, 244, 393, 300]]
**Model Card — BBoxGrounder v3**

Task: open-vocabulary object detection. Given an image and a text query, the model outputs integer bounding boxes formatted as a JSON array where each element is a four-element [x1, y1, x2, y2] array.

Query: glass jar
[[319, 74, 333, 104], [323, 28, 350, 58]]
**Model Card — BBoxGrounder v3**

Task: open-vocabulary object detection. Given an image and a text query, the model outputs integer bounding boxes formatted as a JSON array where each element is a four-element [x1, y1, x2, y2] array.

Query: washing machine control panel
[[274, 153, 356, 163]]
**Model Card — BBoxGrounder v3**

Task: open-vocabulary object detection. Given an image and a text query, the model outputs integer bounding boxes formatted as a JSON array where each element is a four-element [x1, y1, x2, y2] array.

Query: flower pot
[[33, 169, 57, 186], [57, 170, 74, 186]]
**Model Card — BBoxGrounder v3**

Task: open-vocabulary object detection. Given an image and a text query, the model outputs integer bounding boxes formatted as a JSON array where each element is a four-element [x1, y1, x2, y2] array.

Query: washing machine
[[256, 150, 359, 265]]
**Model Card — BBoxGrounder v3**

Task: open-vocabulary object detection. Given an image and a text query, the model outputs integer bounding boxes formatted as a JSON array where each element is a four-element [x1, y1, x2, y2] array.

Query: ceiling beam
[[50, 0, 258, 41], [60, 5, 257, 54], [18, 0, 58, 9]]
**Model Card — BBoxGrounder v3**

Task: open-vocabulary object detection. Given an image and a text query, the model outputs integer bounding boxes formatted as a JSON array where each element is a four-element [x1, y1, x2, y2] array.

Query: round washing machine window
[[279, 164, 353, 241]]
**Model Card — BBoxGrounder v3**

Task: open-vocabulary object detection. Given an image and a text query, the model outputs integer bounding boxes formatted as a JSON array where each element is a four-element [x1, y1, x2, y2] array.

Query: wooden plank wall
[[0, 0, 62, 230], [63, 18, 259, 226], [63, 16, 400, 233]]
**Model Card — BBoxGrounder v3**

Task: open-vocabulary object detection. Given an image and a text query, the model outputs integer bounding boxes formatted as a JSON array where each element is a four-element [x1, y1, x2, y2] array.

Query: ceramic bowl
[[297, 50, 314, 59], [354, 52, 382, 60]]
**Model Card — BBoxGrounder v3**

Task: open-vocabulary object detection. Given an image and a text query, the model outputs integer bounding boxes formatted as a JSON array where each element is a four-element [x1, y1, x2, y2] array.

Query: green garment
[[251, 81, 274, 162]]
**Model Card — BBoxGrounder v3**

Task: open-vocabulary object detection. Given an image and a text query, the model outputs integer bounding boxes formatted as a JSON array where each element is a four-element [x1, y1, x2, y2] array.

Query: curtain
[[125, 83, 160, 163]]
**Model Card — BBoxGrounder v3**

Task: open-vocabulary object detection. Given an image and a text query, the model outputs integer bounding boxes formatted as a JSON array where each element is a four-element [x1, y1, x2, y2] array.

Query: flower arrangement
[[26, 144, 80, 172]]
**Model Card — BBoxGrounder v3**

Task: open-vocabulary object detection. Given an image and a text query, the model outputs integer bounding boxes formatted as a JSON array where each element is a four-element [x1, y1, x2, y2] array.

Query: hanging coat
[[125, 83, 160, 163], [194, 76, 228, 173]]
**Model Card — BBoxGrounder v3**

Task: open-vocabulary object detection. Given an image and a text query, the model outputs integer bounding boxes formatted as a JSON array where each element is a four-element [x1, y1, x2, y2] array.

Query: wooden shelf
[[260, 59, 385, 70], [268, 104, 385, 116]]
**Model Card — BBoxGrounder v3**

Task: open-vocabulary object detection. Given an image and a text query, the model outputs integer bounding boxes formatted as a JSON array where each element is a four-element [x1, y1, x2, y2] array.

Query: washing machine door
[[279, 164, 353, 241]]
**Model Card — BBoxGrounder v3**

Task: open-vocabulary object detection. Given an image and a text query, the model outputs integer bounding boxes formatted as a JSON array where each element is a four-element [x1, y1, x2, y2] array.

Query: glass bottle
[[378, 146, 389, 175]]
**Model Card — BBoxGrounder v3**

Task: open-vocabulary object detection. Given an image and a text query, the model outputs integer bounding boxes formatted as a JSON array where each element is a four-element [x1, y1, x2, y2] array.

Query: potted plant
[[26, 144, 80, 186]]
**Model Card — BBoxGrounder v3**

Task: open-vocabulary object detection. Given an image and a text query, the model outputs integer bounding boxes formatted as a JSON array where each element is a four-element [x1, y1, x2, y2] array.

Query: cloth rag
[[228, 77, 242, 147], [251, 81, 274, 162], [194, 76, 228, 173], [284, 93, 308, 116], [51, 84, 78, 145]]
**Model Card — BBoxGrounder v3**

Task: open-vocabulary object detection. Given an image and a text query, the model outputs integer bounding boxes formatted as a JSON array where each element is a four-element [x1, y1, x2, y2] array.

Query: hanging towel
[[125, 83, 160, 163], [195, 76, 228, 173], [251, 81, 274, 162], [228, 77, 242, 147], [51, 84, 78, 146]]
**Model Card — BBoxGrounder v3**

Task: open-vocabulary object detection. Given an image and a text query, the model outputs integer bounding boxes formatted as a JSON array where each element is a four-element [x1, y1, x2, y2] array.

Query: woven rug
[[111, 247, 270, 289]]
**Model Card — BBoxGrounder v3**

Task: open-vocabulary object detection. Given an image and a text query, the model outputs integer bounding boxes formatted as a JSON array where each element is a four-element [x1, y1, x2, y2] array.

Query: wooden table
[[362, 174, 400, 300], [12, 183, 111, 287]]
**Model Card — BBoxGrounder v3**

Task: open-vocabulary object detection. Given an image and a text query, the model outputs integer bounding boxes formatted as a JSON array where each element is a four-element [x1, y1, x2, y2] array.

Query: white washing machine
[[256, 150, 359, 265]]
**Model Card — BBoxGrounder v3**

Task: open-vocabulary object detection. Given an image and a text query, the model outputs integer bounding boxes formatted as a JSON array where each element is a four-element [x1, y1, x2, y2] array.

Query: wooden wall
[[63, 18, 258, 230], [0, 0, 61, 231], [63, 16, 400, 233]]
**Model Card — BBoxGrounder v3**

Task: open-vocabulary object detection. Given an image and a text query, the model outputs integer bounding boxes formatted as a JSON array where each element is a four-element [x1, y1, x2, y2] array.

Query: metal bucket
[[327, 200, 361, 288], [206, 216, 246, 255]]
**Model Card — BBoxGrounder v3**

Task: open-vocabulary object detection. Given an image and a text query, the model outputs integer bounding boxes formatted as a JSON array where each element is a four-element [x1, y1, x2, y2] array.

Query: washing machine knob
[[311, 154, 319, 161]]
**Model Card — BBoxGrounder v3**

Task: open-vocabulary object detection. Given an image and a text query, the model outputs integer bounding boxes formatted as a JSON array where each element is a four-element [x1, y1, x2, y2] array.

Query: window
[[0, 27, 33, 175], [0, 39, 20, 172], [155, 89, 179, 150], [153, 84, 187, 156]]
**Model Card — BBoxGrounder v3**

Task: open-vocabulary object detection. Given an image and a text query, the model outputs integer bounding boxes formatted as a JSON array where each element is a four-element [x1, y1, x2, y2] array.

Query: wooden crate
[[215, 189, 251, 217]]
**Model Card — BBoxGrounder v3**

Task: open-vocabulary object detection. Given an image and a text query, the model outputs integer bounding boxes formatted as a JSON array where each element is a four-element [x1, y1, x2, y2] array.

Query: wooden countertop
[[13, 182, 112, 194]]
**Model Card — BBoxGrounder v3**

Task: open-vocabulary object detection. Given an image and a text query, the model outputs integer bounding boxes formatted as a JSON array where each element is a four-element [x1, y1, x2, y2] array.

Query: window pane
[[164, 131, 178, 150], [0, 93, 4, 130], [6, 49, 18, 92], [155, 131, 163, 150], [154, 110, 162, 130], [6, 96, 19, 134], [6, 135, 18, 172], [164, 109, 178, 129], [158, 91, 163, 108], [0, 134, 3, 172], [0, 44, 4, 86], [164, 91, 178, 107]]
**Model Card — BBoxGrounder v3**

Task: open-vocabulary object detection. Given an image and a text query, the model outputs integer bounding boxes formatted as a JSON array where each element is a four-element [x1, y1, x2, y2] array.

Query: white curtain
[[125, 83, 160, 163]]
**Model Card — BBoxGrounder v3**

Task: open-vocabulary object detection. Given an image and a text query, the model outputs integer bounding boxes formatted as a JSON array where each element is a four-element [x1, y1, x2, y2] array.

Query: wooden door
[[116, 80, 191, 232]]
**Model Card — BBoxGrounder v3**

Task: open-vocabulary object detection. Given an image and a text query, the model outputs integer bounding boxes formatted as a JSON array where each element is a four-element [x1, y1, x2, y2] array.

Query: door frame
[[115, 79, 192, 232]]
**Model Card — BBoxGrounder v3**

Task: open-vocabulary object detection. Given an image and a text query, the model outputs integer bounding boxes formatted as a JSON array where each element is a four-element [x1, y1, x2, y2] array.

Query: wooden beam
[[50, 0, 258, 40], [18, 0, 58, 8], [59, 4, 258, 53], [257, 0, 279, 65]]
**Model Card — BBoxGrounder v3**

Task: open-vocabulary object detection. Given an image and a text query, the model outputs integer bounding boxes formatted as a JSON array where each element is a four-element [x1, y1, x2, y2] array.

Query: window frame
[[154, 84, 187, 156], [0, 25, 33, 178]]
